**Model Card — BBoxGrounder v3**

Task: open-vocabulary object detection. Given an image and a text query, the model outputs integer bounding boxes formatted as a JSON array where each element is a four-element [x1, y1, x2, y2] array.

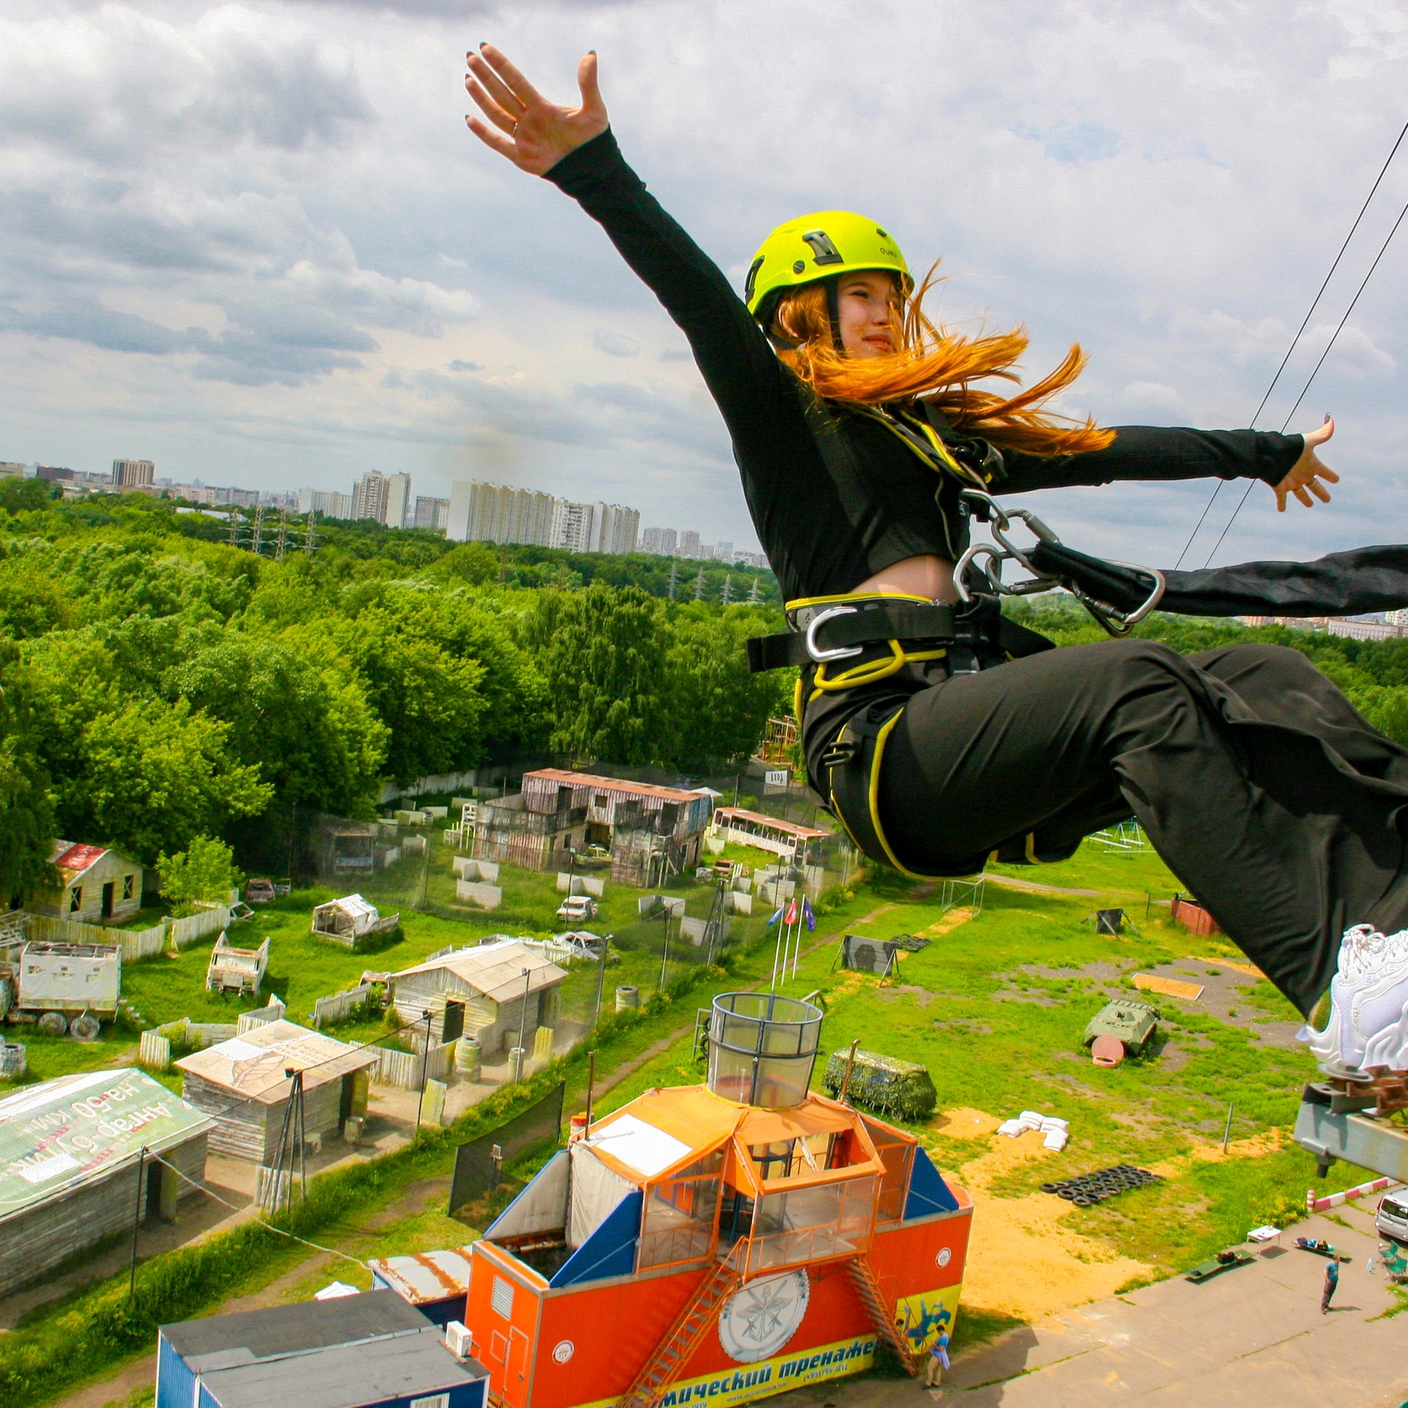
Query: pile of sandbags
[[996, 1109, 1069, 1151]]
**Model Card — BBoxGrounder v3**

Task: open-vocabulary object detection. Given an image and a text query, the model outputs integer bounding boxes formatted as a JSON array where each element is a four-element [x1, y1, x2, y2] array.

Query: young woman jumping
[[463, 45, 1408, 1088]]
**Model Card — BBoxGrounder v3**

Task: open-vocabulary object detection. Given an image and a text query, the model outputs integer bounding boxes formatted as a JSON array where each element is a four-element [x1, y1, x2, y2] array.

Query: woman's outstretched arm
[[992, 418, 1339, 511], [464, 46, 816, 526]]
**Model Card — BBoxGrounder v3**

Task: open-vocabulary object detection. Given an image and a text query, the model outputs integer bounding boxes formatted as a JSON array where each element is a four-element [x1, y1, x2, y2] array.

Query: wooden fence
[[369, 1039, 456, 1090], [17, 905, 229, 960], [167, 905, 231, 949], [311, 984, 374, 1030]]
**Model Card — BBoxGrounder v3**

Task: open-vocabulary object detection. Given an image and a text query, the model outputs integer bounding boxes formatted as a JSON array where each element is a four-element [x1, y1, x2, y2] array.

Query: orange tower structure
[[461, 994, 972, 1408]]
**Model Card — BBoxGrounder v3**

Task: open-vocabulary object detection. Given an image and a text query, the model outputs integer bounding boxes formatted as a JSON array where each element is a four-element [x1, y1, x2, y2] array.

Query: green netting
[[820, 1046, 937, 1122]]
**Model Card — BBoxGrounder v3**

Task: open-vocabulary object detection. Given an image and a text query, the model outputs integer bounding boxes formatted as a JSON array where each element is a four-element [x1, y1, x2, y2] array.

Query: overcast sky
[[2, 0, 1406, 565]]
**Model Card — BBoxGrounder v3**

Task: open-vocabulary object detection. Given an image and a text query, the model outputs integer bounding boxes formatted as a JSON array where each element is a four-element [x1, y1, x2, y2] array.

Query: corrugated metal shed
[[391, 940, 565, 1006], [369, 1246, 475, 1324], [0, 1068, 212, 1215], [158, 1290, 488, 1408], [174, 1019, 378, 1103]]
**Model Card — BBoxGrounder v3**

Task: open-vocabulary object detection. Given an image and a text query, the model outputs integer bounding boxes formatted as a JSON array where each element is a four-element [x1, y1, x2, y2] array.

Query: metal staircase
[[846, 1256, 921, 1377], [618, 1256, 743, 1408]]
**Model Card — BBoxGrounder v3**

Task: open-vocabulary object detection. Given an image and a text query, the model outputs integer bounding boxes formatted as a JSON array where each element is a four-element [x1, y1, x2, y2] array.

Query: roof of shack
[[174, 1019, 378, 1103], [48, 839, 128, 881], [0, 1069, 213, 1220], [368, 1246, 475, 1304], [391, 939, 566, 1004], [525, 768, 708, 806]]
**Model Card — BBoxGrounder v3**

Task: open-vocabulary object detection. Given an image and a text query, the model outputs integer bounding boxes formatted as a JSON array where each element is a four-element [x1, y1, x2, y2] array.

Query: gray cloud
[[1, 0, 1406, 556], [592, 329, 639, 357]]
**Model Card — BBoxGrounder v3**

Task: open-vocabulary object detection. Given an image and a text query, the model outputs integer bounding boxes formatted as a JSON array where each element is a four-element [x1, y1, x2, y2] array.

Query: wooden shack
[[0, 1068, 213, 1295], [174, 1019, 378, 1164], [27, 840, 144, 923], [388, 939, 565, 1052], [475, 769, 713, 876], [311, 894, 400, 950]]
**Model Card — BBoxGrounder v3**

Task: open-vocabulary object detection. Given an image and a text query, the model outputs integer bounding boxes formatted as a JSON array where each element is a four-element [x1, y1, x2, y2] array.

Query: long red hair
[[771, 266, 1114, 456]]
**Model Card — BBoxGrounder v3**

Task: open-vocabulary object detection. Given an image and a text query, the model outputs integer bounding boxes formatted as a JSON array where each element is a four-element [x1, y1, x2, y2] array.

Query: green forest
[[6, 474, 1408, 907], [0, 480, 789, 899]]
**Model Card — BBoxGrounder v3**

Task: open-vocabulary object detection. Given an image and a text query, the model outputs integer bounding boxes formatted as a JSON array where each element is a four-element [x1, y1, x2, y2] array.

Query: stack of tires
[[1041, 1165, 1162, 1207]]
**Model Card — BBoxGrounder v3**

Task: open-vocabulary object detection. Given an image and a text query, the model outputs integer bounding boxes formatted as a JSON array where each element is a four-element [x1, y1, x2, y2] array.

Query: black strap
[[748, 600, 978, 672]]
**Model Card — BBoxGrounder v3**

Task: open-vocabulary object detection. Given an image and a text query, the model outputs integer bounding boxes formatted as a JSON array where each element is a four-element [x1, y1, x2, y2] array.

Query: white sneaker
[[1299, 924, 1408, 1077]]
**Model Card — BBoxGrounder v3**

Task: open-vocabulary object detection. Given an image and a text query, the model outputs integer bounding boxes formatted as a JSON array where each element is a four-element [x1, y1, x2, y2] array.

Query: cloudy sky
[[2, 0, 1406, 565]]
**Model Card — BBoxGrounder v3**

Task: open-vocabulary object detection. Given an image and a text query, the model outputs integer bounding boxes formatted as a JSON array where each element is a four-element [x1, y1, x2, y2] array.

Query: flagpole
[[771, 921, 782, 991]]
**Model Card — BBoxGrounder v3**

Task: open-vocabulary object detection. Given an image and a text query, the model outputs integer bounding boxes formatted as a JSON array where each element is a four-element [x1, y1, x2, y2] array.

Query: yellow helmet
[[744, 210, 911, 325]]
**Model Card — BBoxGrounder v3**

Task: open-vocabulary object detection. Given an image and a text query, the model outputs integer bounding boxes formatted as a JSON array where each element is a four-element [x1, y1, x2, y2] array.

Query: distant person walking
[[924, 1328, 951, 1388], [1321, 1255, 1342, 1313]]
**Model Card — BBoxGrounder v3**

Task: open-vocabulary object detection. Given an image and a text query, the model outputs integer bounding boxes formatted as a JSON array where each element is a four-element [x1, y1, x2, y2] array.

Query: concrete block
[[578, 875, 605, 898], [474, 859, 499, 883], [727, 891, 753, 916], [704, 836, 725, 855], [456, 880, 502, 909], [421, 1078, 448, 1127], [425, 806, 448, 820], [343, 1115, 365, 1146]]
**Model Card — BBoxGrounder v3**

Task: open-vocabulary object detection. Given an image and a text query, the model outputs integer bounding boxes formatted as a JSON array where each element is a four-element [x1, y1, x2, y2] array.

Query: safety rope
[[1175, 112, 1408, 570]]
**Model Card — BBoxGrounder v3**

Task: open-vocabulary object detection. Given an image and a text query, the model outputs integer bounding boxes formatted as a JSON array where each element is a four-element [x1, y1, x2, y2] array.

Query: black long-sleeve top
[[546, 131, 1304, 605]]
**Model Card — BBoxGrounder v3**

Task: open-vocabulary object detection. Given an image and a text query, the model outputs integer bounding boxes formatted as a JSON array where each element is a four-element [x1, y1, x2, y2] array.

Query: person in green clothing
[[1321, 1254, 1343, 1313]]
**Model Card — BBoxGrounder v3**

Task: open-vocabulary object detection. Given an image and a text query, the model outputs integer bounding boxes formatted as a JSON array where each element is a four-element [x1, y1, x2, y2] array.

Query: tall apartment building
[[112, 459, 155, 488], [640, 526, 678, 555], [551, 500, 639, 555], [414, 496, 450, 531], [298, 488, 354, 519], [678, 530, 702, 558], [446, 481, 557, 546], [715, 541, 734, 563], [385, 472, 411, 529], [351, 470, 390, 524]]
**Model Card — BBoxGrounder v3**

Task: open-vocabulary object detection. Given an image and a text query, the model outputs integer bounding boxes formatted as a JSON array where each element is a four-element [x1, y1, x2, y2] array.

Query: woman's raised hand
[[1273, 415, 1340, 512], [465, 45, 608, 176]]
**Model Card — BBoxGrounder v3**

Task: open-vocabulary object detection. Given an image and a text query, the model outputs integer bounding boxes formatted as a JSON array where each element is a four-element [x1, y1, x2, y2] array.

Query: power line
[[1200, 185, 1408, 568], [1173, 114, 1408, 570]]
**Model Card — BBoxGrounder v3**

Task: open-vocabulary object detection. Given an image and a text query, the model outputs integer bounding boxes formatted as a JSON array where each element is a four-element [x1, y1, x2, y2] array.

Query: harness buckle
[[804, 604, 863, 663]]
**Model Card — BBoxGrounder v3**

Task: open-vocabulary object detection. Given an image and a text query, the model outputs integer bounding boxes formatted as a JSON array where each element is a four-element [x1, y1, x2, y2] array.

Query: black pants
[[874, 640, 1408, 1016]]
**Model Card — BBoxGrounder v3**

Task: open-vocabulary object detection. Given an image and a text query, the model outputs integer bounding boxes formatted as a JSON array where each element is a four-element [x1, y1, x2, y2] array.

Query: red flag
[[784, 899, 799, 926]]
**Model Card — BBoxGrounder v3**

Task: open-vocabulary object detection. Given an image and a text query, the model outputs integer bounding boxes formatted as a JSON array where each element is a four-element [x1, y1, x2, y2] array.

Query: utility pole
[[515, 968, 531, 1081], [667, 560, 678, 601], [128, 1145, 147, 1298], [250, 503, 266, 556], [274, 508, 290, 562], [721, 573, 733, 606], [658, 909, 672, 993], [693, 567, 706, 601], [748, 576, 761, 604], [414, 1010, 432, 1125], [303, 512, 318, 556]]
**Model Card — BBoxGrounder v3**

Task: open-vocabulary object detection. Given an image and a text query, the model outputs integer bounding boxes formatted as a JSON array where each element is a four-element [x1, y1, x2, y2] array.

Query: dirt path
[[982, 873, 1100, 898]]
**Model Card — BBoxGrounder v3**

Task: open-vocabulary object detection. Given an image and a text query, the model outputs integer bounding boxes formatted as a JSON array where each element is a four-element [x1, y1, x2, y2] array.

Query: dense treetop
[[5, 482, 1407, 901], [0, 487, 788, 894]]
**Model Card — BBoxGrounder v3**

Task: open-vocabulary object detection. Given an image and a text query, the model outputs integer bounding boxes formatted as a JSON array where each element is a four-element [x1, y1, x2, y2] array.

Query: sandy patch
[[931, 1106, 1002, 1139], [929, 1111, 1155, 1323], [920, 908, 976, 938], [1149, 1127, 1287, 1175]]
